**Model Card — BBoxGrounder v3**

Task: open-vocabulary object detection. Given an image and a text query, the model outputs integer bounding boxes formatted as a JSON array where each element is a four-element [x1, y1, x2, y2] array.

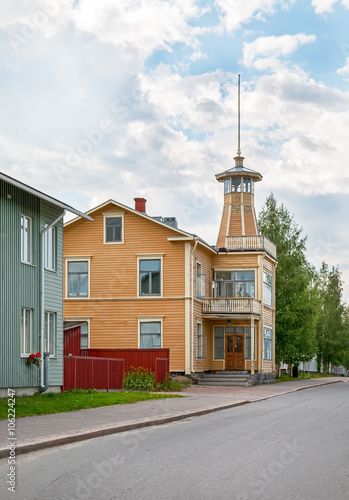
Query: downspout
[[191, 237, 199, 373], [39, 210, 66, 392]]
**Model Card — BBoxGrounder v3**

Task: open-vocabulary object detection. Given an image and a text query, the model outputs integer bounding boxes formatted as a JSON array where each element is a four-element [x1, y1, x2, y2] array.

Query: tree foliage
[[258, 194, 318, 367]]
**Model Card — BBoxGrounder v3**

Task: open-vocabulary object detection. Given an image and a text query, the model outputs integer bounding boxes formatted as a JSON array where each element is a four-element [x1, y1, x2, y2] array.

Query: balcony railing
[[202, 298, 261, 315], [225, 235, 277, 259]]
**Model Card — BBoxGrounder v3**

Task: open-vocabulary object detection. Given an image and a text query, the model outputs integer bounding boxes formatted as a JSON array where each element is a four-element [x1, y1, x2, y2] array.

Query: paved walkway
[[1, 377, 348, 458]]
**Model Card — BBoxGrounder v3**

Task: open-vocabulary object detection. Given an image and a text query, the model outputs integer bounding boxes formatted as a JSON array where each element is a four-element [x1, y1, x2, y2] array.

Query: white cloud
[[337, 57, 349, 75], [311, 0, 349, 13], [215, 0, 293, 32], [242, 34, 316, 69]]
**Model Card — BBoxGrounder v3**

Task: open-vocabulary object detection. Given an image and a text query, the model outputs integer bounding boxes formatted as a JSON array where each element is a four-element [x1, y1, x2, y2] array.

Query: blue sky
[[1, 0, 349, 299]]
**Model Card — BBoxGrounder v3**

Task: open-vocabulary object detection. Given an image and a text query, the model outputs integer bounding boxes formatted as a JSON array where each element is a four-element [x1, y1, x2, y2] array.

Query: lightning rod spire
[[237, 74, 241, 157]]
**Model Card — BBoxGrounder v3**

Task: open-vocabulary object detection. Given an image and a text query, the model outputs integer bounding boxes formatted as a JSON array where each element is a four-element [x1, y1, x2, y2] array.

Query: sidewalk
[[1, 377, 348, 459]]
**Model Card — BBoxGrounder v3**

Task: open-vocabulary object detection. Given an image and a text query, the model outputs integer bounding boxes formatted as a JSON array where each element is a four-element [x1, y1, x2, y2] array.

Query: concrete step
[[214, 371, 248, 375], [200, 377, 249, 383], [200, 381, 250, 386]]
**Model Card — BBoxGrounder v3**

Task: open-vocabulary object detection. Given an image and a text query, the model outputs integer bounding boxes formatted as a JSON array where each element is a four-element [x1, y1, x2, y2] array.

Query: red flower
[[35, 352, 41, 357], [29, 354, 35, 358]]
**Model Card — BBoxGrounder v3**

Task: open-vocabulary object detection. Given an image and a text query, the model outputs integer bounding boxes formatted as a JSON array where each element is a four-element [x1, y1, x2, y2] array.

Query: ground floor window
[[263, 327, 272, 360], [214, 327, 224, 359], [197, 323, 207, 359], [21, 307, 32, 355], [245, 327, 251, 359], [80, 322, 89, 349], [44, 312, 56, 356], [140, 321, 161, 348]]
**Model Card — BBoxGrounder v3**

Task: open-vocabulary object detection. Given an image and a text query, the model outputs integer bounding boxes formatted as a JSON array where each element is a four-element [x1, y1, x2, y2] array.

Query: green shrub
[[123, 367, 155, 391]]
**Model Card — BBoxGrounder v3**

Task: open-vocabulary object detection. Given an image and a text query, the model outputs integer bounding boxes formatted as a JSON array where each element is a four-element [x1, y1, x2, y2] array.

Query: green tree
[[316, 263, 346, 372], [258, 194, 318, 370]]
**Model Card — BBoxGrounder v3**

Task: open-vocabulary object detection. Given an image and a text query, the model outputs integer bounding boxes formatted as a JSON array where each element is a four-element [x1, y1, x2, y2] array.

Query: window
[[140, 321, 161, 348], [243, 177, 253, 193], [196, 262, 205, 299], [231, 177, 241, 192], [263, 271, 272, 307], [214, 270, 255, 298], [224, 178, 230, 194], [105, 216, 122, 243], [67, 261, 89, 297], [80, 322, 89, 349], [44, 225, 56, 271], [139, 259, 161, 296], [245, 327, 251, 359], [21, 215, 32, 264], [197, 323, 206, 359], [263, 327, 272, 360], [214, 327, 224, 359], [44, 312, 56, 356], [21, 308, 32, 355]]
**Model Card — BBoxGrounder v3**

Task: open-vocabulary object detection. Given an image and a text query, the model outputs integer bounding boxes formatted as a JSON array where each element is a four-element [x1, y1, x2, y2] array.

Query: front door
[[225, 334, 244, 370]]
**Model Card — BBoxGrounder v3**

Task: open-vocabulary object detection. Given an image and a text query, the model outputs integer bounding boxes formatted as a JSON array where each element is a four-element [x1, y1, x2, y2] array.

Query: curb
[[0, 379, 346, 459]]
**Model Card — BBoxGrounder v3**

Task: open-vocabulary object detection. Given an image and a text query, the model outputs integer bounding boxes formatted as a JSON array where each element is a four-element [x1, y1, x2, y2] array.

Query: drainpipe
[[39, 210, 66, 392], [191, 237, 199, 374]]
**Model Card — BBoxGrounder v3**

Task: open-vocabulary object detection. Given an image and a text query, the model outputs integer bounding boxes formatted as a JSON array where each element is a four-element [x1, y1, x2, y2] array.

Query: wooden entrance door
[[225, 334, 244, 370]]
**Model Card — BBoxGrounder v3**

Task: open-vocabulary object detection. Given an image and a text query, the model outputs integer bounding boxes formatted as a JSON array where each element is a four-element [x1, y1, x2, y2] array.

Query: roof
[[0, 172, 93, 221], [63, 321, 87, 330], [65, 198, 217, 254], [215, 165, 262, 183]]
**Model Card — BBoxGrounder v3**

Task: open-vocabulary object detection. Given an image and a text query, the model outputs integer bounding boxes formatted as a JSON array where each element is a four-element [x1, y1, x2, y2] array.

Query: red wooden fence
[[63, 356, 124, 392], [64, 326, 81, 356], [155, 358, 170, 388], [80, 348, 170, 374]]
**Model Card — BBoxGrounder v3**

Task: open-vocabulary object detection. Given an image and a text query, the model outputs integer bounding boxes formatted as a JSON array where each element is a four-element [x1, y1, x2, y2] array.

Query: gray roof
[[216, 165, 262, 176], [0, 172, 93, 221]]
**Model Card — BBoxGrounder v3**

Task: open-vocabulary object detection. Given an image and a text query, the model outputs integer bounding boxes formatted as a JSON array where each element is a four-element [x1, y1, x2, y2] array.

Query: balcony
[[202, 298, 261, 315], [225, 235, 276, 259]]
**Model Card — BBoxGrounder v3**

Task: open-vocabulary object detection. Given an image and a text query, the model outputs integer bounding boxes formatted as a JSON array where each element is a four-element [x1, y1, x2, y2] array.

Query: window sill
[[45, 268, 57, 273], [138, 295, 163, 299], [21, 261, 36, 267], [65, 297, 90, 300]]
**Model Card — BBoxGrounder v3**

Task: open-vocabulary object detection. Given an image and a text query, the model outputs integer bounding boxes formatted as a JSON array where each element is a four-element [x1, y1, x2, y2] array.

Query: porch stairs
[[199, 371, 255, 387]]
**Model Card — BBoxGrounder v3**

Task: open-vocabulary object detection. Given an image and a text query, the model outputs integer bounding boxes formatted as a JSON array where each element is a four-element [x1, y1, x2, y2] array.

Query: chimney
[[134, 197, 147, 213]]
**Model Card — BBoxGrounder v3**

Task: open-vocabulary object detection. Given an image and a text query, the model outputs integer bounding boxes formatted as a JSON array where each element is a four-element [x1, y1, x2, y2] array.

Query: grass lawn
[[0, 389, 182, 419], [275, 373, 339, 383]]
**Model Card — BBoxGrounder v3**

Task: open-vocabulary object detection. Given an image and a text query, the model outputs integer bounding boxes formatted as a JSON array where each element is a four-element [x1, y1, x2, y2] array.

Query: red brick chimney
[[134, 197, 147, 213]]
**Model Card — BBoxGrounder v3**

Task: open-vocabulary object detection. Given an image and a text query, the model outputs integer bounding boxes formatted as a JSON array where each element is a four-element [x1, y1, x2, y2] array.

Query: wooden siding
[[216, 206, 229, 248], [64, 203, 189, 372], [0, 180, 41, 389], [243, 206, 257, 235], [263, 306, 273, 326], [41, 200, 64, 386]]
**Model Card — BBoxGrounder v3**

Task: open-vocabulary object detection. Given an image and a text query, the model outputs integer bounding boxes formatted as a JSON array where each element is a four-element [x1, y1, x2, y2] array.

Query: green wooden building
[[0, 172, 92, 396]]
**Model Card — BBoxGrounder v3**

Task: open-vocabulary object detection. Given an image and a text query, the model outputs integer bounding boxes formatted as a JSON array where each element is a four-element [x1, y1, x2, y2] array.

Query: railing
[[202, 298, 261, 315], [63, 356, 124, 391], [225, 235, 277, 259]]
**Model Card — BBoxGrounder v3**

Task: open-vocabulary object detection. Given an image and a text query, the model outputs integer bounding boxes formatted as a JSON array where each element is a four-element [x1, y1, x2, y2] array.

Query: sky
[[1, 0, 349, 300]]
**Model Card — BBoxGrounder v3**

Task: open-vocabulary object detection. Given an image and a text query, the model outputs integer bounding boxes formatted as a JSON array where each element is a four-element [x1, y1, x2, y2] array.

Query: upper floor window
[[263, 271, 272, 307], [21, 307, 32, 355], [104, 212, 124, 244], [214, 270, 255, 298], [21, 215, 32, 264], [44, 312, 56, 356], [231, 178, 241, 192], [67, 260, 89, 298], [44, 225, 56, 271], [139, 259, 161, 296], [224, 179, 230, 194], [196, 262, 206, 299], [243, 177, 254, 193]]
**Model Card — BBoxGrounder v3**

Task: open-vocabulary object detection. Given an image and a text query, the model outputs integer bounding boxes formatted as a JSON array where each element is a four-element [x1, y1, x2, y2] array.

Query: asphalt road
[[1, 383, 349, 500]]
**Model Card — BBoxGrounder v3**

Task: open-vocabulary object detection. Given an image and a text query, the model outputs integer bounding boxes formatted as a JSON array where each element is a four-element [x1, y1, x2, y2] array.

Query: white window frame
[[263, 271, 272, 307], [21, 307, 32, 356], [65, 257, 91, 299], [137, 254, 164, 298], [44, 312, 56, 357], [103, 212, 125, 245], [21, 214, 32, 264], [263, 327, 273, 361], [196, 322, 207, 359], [44, 224, 56, 271], [214, 326, 225, 360], [138, 317, 163, 349], [196, 261, 204, 299]]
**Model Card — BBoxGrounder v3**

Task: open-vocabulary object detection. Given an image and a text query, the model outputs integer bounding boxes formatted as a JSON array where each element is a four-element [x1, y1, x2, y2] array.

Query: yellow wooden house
[[63, 155, 276, 383]]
